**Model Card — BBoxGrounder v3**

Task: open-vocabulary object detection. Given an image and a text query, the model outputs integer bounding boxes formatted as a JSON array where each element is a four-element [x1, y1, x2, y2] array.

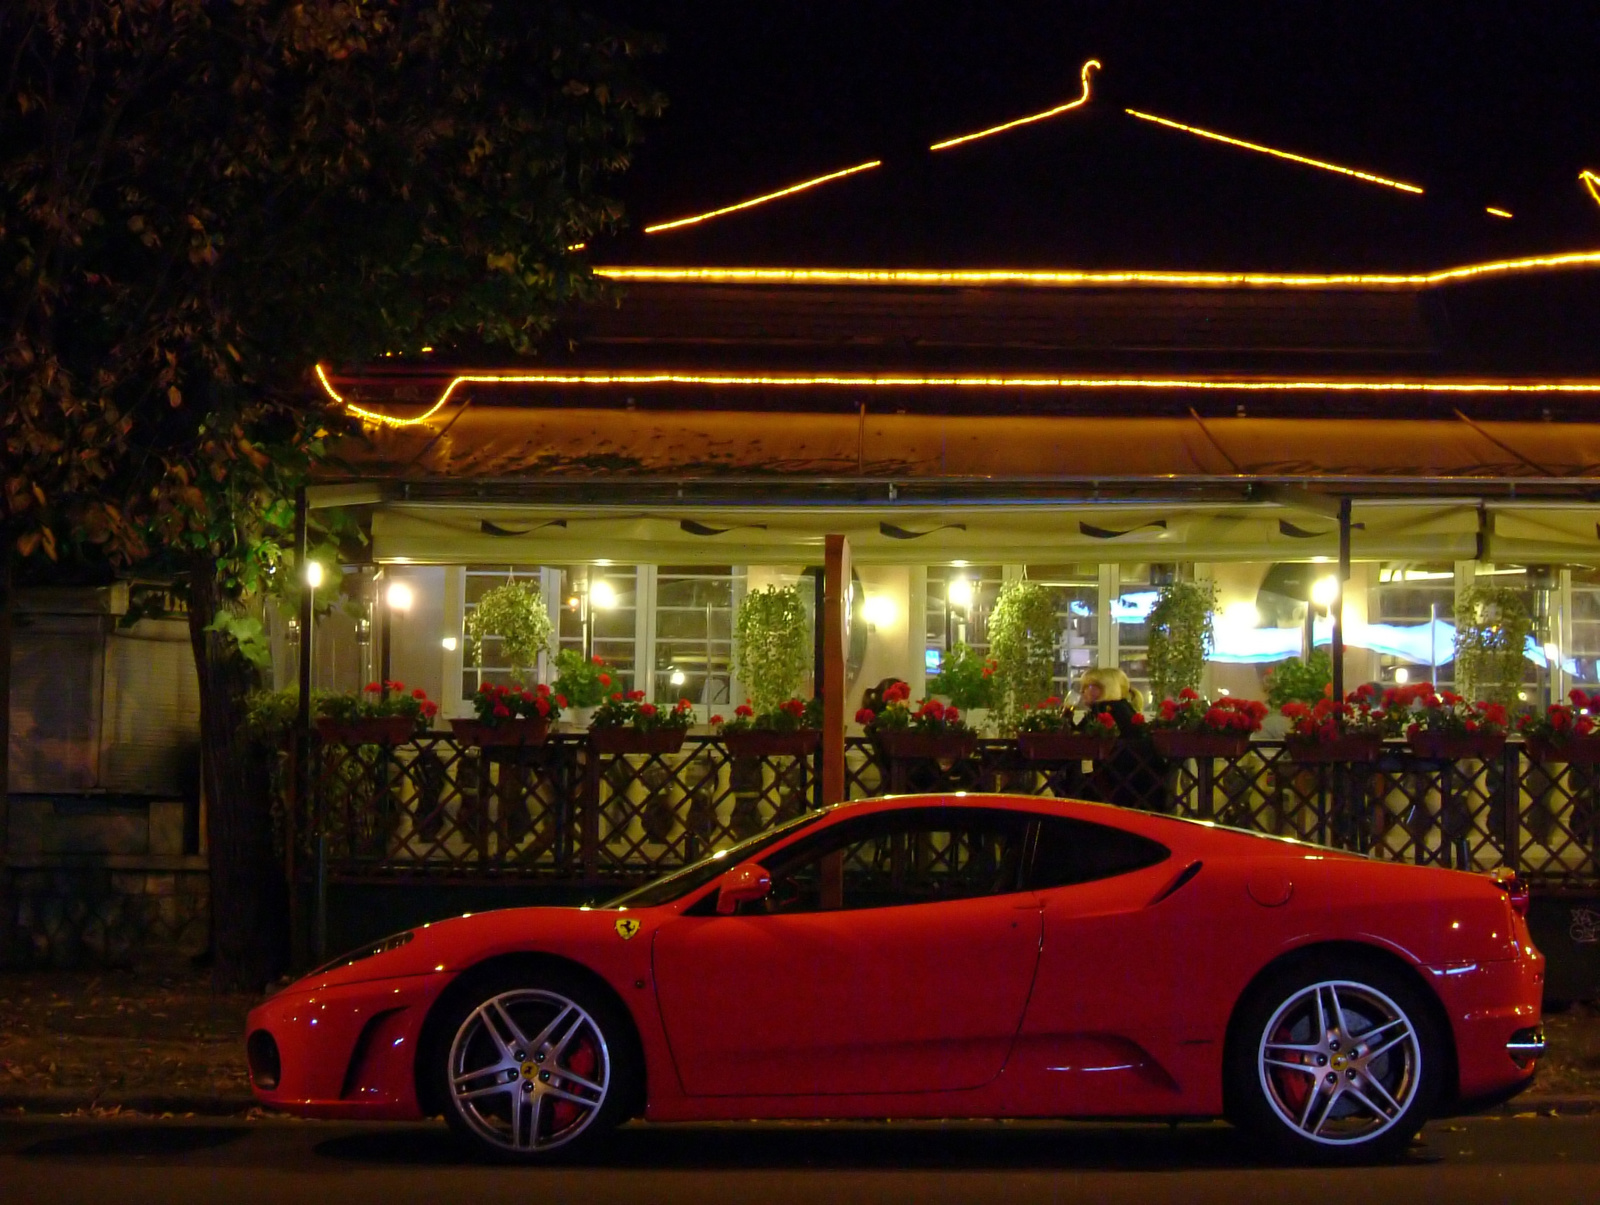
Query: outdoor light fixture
[[304, 561, 325, 589], [1543, 641, 1561, 663], [441, 636, 458, 652], [1394, 667, 1410, 684], [1219, 600, 1260, 630], [669, 669, 687, 687], [861, 595, 895, 628], [947, 578, 975, 609], [590, 579, 619, 610], [386, 581, 414, 612], [1310, 576, 1340, 609]]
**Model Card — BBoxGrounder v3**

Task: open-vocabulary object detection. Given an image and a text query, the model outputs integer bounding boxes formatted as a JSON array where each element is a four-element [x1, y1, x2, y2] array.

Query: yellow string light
[[931, 59, 1100, 151], [594, 249, 1600, 291], [318, 366, 1600, 430], [1124, 108, 1424, 194], [1486, 207, 1513, 219], [1582, 171, 1600, 207], [643, 161, 882, 234]]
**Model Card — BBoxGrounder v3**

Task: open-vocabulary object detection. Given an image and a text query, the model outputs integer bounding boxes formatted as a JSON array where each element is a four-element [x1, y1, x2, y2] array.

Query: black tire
[[425, 967, 638, 1163], [1226, 957, 1444, 1164]]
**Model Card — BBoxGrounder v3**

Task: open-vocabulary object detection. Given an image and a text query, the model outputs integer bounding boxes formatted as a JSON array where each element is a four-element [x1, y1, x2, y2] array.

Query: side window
[[1028, 816, 1170, 890], [757, 808, 1030, 914]]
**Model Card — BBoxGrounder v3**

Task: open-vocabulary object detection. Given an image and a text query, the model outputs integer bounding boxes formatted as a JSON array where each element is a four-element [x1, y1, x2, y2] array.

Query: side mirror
[[716, 861, 772, 915]]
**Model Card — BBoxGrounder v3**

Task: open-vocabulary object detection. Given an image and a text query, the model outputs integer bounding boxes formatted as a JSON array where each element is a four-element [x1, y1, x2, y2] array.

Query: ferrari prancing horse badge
[[615, 917, 641, 940]]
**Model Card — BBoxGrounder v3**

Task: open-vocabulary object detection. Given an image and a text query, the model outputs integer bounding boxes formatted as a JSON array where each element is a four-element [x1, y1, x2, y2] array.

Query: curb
[[1495, 1096, 1600, 1116], [0, 1093, 260, 1118]]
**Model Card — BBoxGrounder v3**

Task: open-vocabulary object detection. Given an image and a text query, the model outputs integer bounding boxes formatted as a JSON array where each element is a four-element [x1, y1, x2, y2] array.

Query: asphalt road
[[0, 1114, 1595, 1205]]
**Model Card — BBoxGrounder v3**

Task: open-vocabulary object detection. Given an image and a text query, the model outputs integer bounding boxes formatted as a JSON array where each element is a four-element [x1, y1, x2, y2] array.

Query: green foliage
[[1264, 650, 1334, 707], [987, 581, 1059, 730], [717, 697, 822, 733], [1146, 580, 1216, 701], [1454, 584, 1534, 706], [551, 648, 610, 708], [206, 610, 272, 670], [734, 585, 811, 715], [928, 642, 998, 710], [465, 580, 554, 682]]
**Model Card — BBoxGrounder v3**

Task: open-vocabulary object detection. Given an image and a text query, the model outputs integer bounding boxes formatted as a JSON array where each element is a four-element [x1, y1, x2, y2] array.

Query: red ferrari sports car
[[246, 793, 1544, 1163]]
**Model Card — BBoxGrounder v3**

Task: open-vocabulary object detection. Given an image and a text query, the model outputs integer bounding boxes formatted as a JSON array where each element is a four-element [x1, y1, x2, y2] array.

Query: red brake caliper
[[550, 1039, 598, 1130], [1272, 1022, 1311, 1115]]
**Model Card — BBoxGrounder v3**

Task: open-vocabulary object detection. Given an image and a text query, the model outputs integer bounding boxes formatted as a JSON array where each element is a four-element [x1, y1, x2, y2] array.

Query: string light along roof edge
[[593, 249, 1600, 290], [929, 59, 1100, 151], [1582, 170, 1600, 207], [317, 366, 1600, 430]]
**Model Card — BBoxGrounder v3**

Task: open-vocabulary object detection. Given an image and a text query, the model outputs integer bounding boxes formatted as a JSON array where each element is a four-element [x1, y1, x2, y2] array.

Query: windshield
[[599, 809, 829, 909]]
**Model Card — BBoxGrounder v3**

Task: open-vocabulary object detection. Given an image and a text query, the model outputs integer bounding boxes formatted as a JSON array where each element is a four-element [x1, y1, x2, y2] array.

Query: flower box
[[1149, 730, 1252, 760], [722, 729, 821, 759], [1522, 735, 1600, 764], [1284, 735, 1383, 763], [316, 716, 417, 745], [875, 730, 978, 761], [449, 717, 549, 747], [1015, 732, 1114, 762], [588, 728, 687, 756], [1406, 732, 1507, 761]]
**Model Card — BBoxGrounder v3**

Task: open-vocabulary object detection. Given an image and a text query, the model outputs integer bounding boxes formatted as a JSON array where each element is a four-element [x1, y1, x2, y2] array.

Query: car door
[[652, 806, 1042, 1097], [1004, 814, 1202, 1111]]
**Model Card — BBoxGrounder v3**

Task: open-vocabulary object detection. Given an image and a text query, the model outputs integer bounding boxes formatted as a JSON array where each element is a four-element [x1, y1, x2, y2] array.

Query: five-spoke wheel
[[1229, 960, 1442, 1163], [430, 972, 635, 1162]]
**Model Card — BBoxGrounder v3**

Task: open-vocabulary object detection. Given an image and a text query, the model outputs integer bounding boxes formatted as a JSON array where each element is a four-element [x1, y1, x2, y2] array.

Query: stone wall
[[2, 795, 208, 968]]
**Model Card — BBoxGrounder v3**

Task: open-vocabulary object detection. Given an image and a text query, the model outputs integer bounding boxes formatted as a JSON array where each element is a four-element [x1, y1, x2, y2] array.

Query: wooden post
[[822, 535, 851, 805]]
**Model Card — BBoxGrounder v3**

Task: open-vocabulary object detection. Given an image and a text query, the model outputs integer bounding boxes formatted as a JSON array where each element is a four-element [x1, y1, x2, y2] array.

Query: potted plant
[[464, 579, 554, 684], [927, 641, 998, 714], [734, 584, 811, 715], [1148, 689, 1267, 759], [986, 580, 1058, 732], [316, 681, 437, 744], [715, 697, 823, 758], [551, 649, 611, 728], [1264, 650, 1333, 708], [450, 681, 565, 746], [1386, 682, 1509, 760], [588, 690, 695, 755], [1280, 685, 1388, 762], [1013, 696, 1120, 761], [1453, 584, 1534, 707], [1147, 580, 1216, 703], [860, 681, 977, 761], [1518, 689, 1600, 762]]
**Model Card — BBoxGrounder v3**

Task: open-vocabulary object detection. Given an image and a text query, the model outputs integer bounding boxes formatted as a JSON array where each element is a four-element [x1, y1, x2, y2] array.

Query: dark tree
[[1, 0, 660, 987]]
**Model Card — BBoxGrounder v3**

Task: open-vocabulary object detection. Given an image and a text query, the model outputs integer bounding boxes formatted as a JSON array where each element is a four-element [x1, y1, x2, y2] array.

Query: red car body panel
[[246, 794, 1544, 1125]]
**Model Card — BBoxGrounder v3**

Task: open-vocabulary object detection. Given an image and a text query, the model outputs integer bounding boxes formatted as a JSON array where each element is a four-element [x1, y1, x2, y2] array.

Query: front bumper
[[246, 971, 451, 1120]]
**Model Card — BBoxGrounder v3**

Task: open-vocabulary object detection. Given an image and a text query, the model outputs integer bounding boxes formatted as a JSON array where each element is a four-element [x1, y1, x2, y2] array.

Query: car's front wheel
[[1228, 959, 1444, 1163], [428, 970, 634, 1162]]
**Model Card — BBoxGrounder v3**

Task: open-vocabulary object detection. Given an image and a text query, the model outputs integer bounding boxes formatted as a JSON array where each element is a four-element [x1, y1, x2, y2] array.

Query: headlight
[[310, 930, 414, 977]]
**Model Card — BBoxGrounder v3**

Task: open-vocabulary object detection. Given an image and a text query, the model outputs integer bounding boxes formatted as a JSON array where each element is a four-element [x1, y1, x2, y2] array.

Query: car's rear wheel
[[429, 970, 634, 1162], [1228, 959, 1443, 1163]]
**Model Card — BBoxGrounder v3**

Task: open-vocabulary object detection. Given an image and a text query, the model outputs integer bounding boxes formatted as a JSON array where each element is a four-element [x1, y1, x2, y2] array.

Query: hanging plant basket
[[1522, 735, 1600, 764], [588, 728, 687, 756], [449, 717, 549, 748], [1149, 730, 1252, 760], [875, 730, 978, 762], [1284, 735, 1383, 763], [723, 729, 821, 759], [1406, 732, 1507, 761], [1015, 732, 1114, 762], [316, 716, 417, 745]]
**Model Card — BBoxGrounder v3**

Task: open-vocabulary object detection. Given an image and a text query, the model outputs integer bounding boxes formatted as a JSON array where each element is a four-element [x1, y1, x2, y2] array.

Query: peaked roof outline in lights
[[635, 55, 1491, 238], [1583, 170, 1600, 208]]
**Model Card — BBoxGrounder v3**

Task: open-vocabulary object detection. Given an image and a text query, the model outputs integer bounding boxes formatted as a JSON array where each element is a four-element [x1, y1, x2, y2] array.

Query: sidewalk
[[1, 965, 1597, 1117]]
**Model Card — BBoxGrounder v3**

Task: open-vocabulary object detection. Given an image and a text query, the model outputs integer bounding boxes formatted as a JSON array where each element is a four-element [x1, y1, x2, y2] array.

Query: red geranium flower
[[598, 673, 611, 688], [493, 703, 511, 718], [854, 708, 876, 724], [639, 703, 658, 717]]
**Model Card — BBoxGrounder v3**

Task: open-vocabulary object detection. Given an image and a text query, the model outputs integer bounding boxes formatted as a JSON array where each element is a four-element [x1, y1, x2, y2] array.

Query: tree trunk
[[0, 554, 14, 967], [187, 557, 287, 991]]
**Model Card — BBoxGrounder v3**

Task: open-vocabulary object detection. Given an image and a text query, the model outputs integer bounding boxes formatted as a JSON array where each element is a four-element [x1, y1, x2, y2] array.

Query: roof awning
[[370, 500, 1482, 566], [332, 408, 1600, 490]]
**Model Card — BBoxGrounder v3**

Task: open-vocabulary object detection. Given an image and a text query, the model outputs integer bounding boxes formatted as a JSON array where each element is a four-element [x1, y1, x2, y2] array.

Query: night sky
[[599, 2, 1600, 269]]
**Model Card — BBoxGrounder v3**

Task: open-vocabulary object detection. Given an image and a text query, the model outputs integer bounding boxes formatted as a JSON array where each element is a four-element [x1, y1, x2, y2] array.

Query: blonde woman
[[1075, 666, 1167, 810]]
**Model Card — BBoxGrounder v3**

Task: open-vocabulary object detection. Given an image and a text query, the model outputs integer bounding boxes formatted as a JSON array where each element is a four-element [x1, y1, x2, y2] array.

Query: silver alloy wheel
[[1256, 978, 1422, 1146], [447, 988, 612, 1154]]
